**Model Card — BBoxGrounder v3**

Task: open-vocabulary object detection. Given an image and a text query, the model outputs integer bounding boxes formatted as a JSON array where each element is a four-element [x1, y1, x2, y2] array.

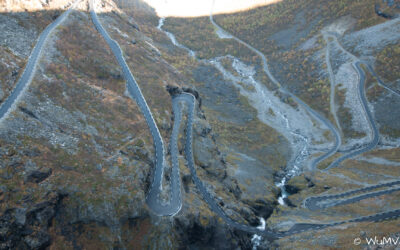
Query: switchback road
[[90, 0, 181, 216], [326, 62, 379, 170], [176, 92, 400, 239], [91, 0, 400, 239], [209, 0, 341, 170]]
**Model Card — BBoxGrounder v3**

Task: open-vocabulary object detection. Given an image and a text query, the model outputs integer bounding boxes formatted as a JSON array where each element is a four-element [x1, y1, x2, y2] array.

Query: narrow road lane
[[178, 92, 400, 239], [210, 0, 341, 170], [305, 180, 400, 210], [326, 62, 379, 170], [0, 1, 79, 123], [90, 0, 181, 216]]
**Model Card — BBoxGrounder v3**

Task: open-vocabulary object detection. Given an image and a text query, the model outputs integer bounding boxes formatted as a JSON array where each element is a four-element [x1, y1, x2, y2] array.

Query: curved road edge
[[209, 0, 341, 170], [177, 92, 281, 239], [326, 62, 379, 170], [89, 0, 181, 216], [304, 180, 400, 210], [0, 1, 79, 124], [178, 91, 400, 239]]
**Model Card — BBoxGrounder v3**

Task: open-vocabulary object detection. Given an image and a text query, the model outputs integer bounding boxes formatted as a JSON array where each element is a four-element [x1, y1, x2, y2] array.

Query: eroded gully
[[158, 7, 339, 245], [93, 1, 400, 241], [158, 18, 317, 209]]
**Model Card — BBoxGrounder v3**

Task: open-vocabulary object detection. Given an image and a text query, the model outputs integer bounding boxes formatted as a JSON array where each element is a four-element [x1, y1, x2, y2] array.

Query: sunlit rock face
[[131, 0, 280, 17], [0, 0, 85, 12]]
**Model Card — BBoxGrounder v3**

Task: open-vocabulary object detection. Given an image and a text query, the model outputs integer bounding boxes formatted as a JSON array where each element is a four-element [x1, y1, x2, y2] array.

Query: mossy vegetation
[[209, 0, 394, 119], [316, 152, 342, 170], [367, 148, 400, 162], [163, 16, 257, 62], [203, 104, 286, 172], [335, 85, 366, 140], [214, 0, 388, 53], [364, 66, 385, 102], [0, 11, 154, 239], [375, 43, 400, 83]]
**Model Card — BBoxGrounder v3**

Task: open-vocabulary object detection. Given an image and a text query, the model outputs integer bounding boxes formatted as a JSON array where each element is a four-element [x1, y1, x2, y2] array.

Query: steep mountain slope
[[0, 0, 276, 248], [162, 0, 400, 248], [0, 0, 399, 249]]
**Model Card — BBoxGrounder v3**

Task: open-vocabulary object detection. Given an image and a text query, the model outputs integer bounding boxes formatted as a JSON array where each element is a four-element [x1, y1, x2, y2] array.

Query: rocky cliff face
[[0, 8, 152, 247], [0, 0, 277, 248], [1, 0, 72, 12], [3, 0, 398, 248], [0, 191, 64, 249]]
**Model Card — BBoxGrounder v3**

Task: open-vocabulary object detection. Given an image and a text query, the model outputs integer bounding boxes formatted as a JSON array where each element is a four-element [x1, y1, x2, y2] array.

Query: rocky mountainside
[[0, 0, 399, 249]]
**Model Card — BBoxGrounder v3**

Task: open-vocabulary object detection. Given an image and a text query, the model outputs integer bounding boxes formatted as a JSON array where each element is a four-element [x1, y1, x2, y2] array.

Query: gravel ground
[[343, 17, 400, 56], [0, 13, 38, 58]]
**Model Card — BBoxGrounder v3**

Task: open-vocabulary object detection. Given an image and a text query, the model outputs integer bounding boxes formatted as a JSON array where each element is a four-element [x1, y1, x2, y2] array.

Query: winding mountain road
[[0, 1, 79, 123], [305, 180, 400, 210], [200, 1, 399, 237], [91, 0, 400, 239], [321, 32, 399, 170], [174, 92, 400, 239], [0, 0, 398, 242], [326, 61, 379, 170], [209, 1, 341, 170], [326, 32, 400, 98], [90, 0, 181, 216], [175, 92, 280, 239]]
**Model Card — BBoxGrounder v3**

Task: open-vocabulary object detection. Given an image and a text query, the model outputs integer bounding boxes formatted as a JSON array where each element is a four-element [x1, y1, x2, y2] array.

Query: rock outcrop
[[0, 192, 65, 249]]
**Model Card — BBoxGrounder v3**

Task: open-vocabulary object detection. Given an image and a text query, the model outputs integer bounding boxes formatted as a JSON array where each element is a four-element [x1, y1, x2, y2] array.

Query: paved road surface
[[209, 0, 341, 170], [90, 0, 181, 216], [177, 92, 400, 239], [0, 0, 397, 240], [305, 180, 400, 210], [91, 0, 400, 238], [326, 62, 379, 170], [326, 31, 400, 98], [364, 63, 400, 98], [91, 1, 400, 239], [0, 1, 78, 123]]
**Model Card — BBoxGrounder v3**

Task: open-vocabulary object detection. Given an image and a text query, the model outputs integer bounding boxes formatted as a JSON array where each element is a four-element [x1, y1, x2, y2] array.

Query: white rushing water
[[157, 20, 313, 181], [208, 56, 311, 180], [157, 18, 196, 57], [276, 177, 288, 205], [157, 18, 313, 244], [251, 217, 266, 249]]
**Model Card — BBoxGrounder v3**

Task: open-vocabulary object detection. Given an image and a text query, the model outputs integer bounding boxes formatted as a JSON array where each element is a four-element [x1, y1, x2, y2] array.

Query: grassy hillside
[[163, 0, 395, 119], [214, 0, 387, 53], [214, 0, 396, 117], [164, 17, 257, 61]]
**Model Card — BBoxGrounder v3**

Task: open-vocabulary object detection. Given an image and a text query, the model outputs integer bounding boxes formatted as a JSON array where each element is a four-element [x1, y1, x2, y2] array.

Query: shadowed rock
[[26, 169, 52, 183]]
